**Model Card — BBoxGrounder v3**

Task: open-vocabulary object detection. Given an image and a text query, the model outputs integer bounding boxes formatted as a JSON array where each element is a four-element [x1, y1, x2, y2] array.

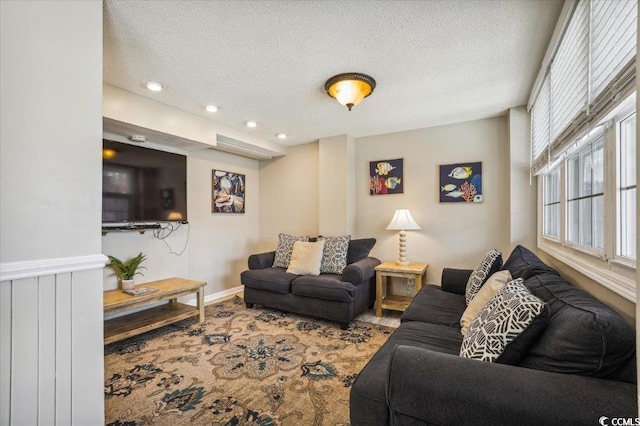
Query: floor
[[355, 308, 402, 328]]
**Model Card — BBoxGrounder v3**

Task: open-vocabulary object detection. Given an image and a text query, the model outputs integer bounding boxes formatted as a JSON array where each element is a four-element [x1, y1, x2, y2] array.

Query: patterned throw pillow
[[318, 235, 351, 274], [272, 233, 309, 268], [459, 279, 549, 364], [465, 249, 502, 305]]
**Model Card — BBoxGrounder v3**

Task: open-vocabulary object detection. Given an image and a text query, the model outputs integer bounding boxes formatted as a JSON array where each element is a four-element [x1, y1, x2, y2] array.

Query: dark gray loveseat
[[241, 238, 380, 329], [350, 245, 637, 425]]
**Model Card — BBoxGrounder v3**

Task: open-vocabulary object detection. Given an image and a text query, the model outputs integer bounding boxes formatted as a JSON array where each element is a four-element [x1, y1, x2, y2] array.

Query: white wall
[[0, 1, 105, 424], [355, 117, 511, 286], [187, 149, 260, 293], [319, 135, 355, 236], [508, 107, 537, 249], [1, 2, 103, 262], [259, 142, 320, 251]]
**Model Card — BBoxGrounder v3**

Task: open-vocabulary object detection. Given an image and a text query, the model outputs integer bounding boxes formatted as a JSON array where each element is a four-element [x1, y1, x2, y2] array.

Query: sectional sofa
[[350, 245, 637, 425]]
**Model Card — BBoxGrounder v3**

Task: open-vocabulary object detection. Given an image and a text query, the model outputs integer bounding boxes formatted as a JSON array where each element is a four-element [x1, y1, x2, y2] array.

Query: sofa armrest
[[387, 345, 637, 425], [248, 251, 276, 270], [441, 268, 473, 295], [341, 257, 381, 285]]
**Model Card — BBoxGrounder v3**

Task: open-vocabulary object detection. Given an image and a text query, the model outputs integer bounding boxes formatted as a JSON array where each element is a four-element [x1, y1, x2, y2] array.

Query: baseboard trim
[[185, 285, 244, 307], [0, 254, 108, 281]]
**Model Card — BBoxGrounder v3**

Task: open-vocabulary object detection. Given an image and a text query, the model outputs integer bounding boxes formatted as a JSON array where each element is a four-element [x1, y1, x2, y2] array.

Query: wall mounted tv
[[102, 139, 187, 224]]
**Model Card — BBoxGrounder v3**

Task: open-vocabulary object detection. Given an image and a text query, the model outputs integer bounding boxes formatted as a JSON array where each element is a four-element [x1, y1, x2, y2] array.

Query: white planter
[[121, 279, 135, 290]]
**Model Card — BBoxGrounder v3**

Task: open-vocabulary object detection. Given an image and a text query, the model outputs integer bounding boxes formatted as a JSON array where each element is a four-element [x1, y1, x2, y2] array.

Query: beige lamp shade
[[386, 209, 420, 230], [386, 209, 420, 266]]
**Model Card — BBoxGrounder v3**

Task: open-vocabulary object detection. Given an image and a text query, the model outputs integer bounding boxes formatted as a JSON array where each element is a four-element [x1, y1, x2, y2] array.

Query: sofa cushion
[[292, 274, 356, 302], [502, 245, 559, 279], [520, 273, 636, 380], [318, 235, 351, 274], [460, 270, 512, 335], [240, 268, 297, 294], [352, 321, 462, 410], [465, 249, 503, 304], [347, 238, 376, 264], [460, 279, 549, 364], [286, 240, 325, 275], [272, 233, 309, 268], [401, 285, 466, 327]]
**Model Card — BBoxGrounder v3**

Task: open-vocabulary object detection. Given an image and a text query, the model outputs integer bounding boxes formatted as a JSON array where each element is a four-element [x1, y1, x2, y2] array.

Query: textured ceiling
[[103, 0, 563, 147]]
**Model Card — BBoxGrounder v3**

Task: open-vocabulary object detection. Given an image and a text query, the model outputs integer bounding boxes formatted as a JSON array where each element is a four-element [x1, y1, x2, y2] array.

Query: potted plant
[[106, 252, 147, 290]]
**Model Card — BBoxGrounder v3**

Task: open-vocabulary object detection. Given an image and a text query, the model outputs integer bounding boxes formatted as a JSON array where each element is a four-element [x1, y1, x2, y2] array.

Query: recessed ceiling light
[[145, 81, 164, 92], [205, 104, 218, 113], [277, 133, 287, 139], [246, 121, 257, 128]]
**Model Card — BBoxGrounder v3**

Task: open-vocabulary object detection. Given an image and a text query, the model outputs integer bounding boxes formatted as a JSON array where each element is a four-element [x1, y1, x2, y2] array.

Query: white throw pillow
[[286, 240, 325, 276], [460, 270, 512, 335]]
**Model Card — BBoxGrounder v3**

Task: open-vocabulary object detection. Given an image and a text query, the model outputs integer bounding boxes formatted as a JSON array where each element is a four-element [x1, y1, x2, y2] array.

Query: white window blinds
[[530, 0, 637, 175], [532, 77, 551, 172], [591, 0, 637, 100], [550, 0, 589, 143]]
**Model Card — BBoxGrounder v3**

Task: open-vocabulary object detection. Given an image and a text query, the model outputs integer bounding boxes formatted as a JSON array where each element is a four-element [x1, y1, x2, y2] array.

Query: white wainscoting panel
[[0, 255, 106, 425]]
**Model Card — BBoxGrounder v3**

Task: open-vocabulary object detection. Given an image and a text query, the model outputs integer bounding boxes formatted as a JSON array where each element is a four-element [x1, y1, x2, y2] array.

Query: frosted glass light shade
[[386, 209, 420, 230], [325, 73, 376, 111]]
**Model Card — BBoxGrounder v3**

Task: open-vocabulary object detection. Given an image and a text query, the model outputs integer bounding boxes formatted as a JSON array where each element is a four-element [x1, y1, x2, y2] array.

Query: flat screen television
[[102, 139, 187, 224]]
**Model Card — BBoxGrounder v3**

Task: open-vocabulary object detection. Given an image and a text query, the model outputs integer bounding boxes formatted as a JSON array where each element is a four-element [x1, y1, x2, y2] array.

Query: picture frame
[[439, 162, 482, 203], [212, 170, 245, 213], [369, 158, 403, 195]]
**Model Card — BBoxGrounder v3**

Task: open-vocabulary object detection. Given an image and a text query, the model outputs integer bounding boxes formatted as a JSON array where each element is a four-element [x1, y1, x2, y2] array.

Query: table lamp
[[386, 209, 421, 266]]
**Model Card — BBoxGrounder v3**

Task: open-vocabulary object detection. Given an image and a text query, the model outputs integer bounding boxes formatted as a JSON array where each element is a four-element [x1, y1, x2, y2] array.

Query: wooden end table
[[375, 261, 428, 317], [103, 277, 206, 345]]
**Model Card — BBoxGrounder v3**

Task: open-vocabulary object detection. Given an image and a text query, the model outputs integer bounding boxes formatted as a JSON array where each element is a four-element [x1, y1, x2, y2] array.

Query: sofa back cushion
[[502, 245, 559, 279], [519, 273, 636, 382], [347, 238, 376, 264]]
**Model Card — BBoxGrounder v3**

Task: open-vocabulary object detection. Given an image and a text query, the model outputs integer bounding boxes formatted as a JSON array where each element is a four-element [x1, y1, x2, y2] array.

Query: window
[[532, 0, 637, 301], [618, 113, 636, 260], [539, 100, 636, 301], [566, 138, 604, 250], [543, 168, 561, 239]]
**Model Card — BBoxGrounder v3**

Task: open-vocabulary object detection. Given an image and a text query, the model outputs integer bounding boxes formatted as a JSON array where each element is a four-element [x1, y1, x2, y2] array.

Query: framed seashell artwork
[[369, 158, 403, 195], [212, 169, 245, 213], [439, 162, 482, 203]]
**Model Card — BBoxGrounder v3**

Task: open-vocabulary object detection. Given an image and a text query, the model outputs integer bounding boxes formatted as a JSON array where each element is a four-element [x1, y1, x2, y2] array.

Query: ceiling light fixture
[[277, 133, 287, 139], [325, 73, 376, 111], [102, 148, 117, 160], [145, 81, 164, 92], [246, 121, 257, 128], [205, 104, 218, 113]]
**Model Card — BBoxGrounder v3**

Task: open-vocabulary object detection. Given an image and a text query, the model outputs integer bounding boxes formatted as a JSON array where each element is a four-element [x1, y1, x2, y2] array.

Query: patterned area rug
[[104, 296, 394, 425]]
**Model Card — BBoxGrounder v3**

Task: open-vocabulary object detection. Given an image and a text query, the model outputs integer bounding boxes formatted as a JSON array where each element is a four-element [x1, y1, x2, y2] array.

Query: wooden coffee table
[[103, 277, 206, 345]]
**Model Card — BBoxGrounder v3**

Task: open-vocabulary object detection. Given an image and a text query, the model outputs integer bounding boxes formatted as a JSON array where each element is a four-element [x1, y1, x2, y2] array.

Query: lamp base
[[396, 260, 410, 266]]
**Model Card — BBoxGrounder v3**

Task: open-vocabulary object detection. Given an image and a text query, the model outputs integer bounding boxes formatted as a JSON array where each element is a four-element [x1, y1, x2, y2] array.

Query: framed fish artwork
[[439, 162, 482, 203], [370, 158, 403, 195], [212, 169, 245, 213]]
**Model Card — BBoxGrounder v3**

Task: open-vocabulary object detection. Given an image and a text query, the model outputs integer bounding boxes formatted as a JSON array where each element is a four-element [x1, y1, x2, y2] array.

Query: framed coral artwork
[[439, 162, 482, 203], [369, 158, 403, 195], [212, 170, 245, 213]]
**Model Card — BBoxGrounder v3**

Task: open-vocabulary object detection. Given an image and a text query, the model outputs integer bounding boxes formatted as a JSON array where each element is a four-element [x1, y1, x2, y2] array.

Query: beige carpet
[[104, 296, 394, 426]]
